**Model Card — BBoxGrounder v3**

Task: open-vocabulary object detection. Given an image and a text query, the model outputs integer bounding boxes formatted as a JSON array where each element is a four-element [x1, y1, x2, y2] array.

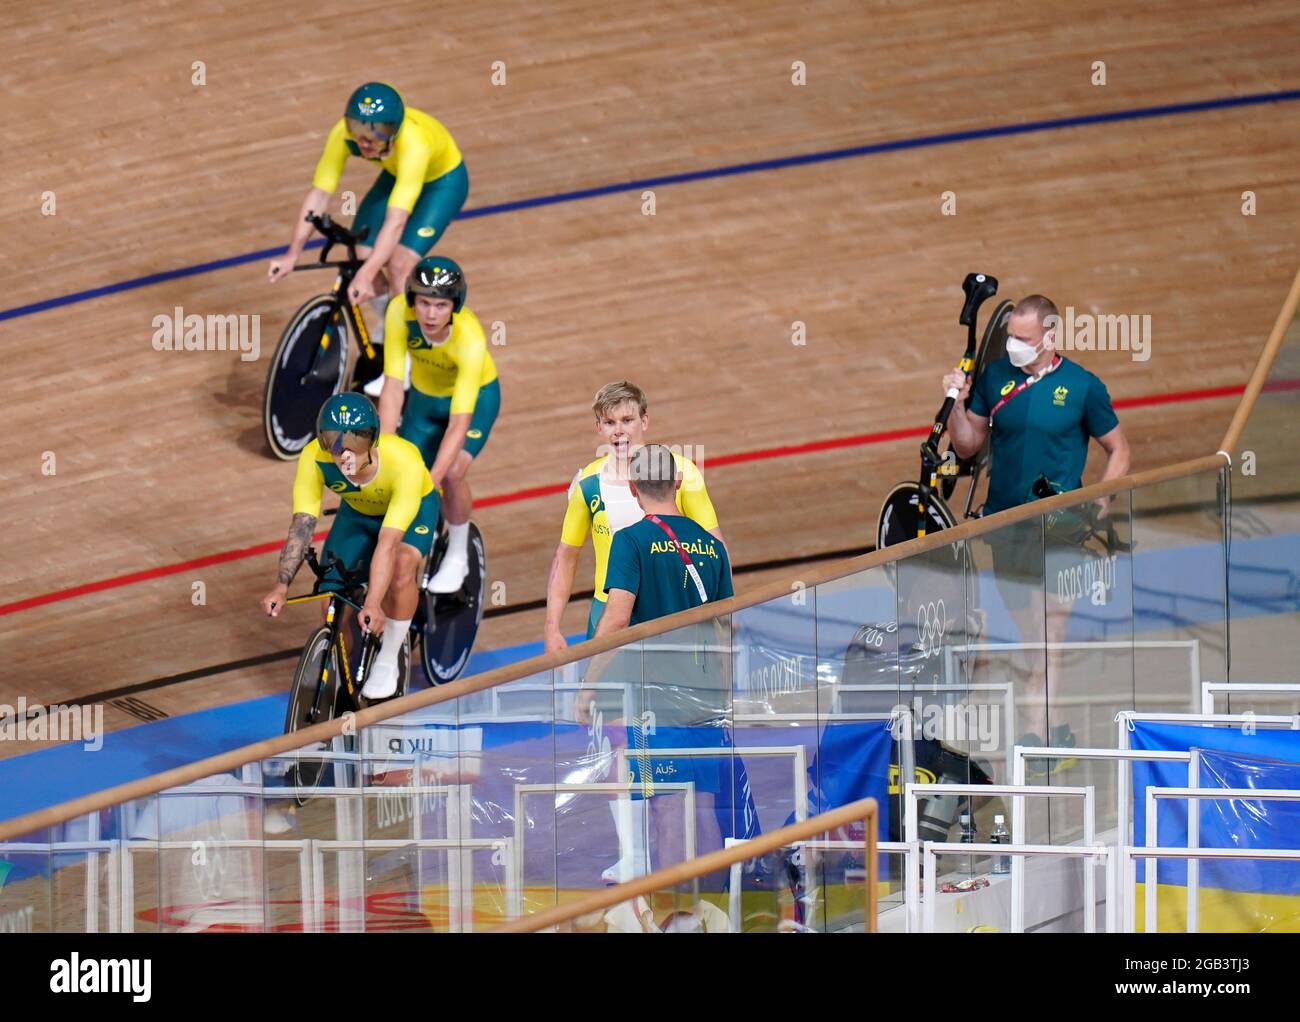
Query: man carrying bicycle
[[267, 82, 469, 395], [943, 293, 1130, 758], [377, 257, 499, 593], [260, 393, 438, 700]]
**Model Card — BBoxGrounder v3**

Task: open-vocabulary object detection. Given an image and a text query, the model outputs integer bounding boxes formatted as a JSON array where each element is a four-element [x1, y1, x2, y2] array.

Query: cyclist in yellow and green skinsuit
[[267, 82, 469, 395]]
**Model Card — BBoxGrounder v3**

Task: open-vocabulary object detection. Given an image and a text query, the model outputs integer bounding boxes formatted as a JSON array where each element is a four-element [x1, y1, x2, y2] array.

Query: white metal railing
[[904, 782, 1095, 933], [922, 841, 1115, 933], [1200, 682, 1300, 715], [1012, 745, 1195, 865], [1125, 846, 1300, 935], [1142, 786, 1300, 934], [310, 836, 517, 932]]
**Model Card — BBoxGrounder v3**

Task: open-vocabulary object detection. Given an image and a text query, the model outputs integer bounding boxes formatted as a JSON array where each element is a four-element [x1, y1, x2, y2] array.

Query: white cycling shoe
[[426, 554, 469, 594], [361, 354, 411, 398], [361, 660, 400, 701]]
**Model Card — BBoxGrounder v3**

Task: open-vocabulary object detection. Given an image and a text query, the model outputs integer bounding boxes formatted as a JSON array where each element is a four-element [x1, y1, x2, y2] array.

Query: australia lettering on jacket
[[649, 539, 718, 558]]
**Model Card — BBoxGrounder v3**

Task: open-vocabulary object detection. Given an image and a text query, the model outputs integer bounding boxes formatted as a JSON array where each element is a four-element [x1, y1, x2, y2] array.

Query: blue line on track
[[4, 87, 1298, 324]]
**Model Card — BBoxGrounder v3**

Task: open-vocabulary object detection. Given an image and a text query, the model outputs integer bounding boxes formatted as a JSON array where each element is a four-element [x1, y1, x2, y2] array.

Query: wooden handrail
[[491, 797, 879, 933], [1220, 264, 1300, 455], [0, 454, 1224, 842]]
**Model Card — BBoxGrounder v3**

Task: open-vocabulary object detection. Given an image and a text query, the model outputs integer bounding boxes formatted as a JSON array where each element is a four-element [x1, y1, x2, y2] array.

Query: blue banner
[[1131, 721, 1300, 885]]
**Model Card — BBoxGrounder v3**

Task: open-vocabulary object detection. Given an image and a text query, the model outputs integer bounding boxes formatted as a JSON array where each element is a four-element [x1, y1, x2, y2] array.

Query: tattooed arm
[[261, 512, 317, 617]]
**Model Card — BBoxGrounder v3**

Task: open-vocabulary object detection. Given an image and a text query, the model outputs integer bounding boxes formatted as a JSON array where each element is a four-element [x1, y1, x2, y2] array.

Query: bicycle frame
[[293, 214, 378, 386], [285, 549, 377, 723]]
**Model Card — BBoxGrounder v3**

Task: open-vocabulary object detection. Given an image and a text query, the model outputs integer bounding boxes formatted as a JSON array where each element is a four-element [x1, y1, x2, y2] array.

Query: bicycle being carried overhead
[[876, 272, 1013, 548]]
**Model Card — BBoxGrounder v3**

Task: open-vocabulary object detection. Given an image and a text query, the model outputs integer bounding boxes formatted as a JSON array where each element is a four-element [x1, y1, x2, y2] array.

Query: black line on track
[[8, 545, 871, 719]]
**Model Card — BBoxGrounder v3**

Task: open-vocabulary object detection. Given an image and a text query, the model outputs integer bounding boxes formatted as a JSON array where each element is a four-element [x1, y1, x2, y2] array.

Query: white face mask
[[1005, 338, 1039, 367], [1006, 333, 1052, 368]]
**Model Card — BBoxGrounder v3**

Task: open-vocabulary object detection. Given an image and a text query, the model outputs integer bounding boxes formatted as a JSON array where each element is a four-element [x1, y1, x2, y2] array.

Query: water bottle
[[959, 813, 976, 875], [991, 814, 1011, 875]]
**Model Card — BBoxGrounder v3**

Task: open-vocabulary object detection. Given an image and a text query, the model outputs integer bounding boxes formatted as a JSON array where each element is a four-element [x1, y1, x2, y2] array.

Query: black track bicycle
[[262, 214, 385, 460], [281, 523, 488, 801], [281, 547, 410, 803], [876, 272, 1013, 548]]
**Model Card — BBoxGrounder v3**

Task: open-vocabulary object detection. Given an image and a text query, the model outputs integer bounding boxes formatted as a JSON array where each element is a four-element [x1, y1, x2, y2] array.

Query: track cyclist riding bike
[[377, 256, 499, 594], [261, 393, 440, 700], [267, 82, 469, 395]]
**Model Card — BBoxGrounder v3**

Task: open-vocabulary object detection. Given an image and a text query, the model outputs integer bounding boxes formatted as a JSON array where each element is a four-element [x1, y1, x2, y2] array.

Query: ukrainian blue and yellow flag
[[1132, 721, 1300, 932]]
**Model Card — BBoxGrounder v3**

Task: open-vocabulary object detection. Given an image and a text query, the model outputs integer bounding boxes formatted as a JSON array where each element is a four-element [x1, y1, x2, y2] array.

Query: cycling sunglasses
[[318, 430, 375, 458], [346, 118, 398, 144]]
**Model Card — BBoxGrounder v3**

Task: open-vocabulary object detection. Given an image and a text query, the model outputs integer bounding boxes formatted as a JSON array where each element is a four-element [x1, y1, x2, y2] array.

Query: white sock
[[369, 294, 391, 346], [446, 521, 469, 559], [374, 617, 410, 671], [607, 799, 649, 879]]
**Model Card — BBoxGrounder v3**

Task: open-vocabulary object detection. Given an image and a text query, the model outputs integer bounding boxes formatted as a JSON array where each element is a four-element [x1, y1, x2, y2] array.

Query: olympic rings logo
[[916, 599, 947, 658]]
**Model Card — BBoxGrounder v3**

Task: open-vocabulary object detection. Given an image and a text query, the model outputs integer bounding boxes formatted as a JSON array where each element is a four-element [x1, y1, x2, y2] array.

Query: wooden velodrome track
[[3, 0, 1300, 758]]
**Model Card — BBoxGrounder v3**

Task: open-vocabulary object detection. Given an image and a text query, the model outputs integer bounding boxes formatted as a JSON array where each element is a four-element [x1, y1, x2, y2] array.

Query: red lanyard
[[645, 514, 709, 602], [989, 356, 1062, 420]]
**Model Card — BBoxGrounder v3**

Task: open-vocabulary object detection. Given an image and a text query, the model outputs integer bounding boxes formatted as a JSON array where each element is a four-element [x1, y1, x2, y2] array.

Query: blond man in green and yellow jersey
[[543, 381, 724, 651]]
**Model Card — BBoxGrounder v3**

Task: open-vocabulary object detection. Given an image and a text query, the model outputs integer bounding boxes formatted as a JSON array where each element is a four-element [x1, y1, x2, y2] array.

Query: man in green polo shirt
[[944, 294, 1130, 760], [598, 449, 734, 630], [578, 444, 734, 884]]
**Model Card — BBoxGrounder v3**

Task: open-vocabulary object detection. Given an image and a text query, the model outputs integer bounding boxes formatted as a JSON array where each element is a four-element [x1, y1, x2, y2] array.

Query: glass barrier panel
[[544, 832, 876, 934], [552, 647, 653, 911], [733, 590, 822, 845], [814, 565, 900, 893], [608, 612, 736, 902], [905, 522, 1009, 854], [969, 514, 1047, 790], [1036, 488, 1135, 841], [411, 669, 555, 930], [0, 825, 50, 933], [261, 735, 360, 932], [1228, 304, 1300, 695], [1131, 466, 1227, 716], [146, 764, 266, 933], [44, 809, 122, 934]]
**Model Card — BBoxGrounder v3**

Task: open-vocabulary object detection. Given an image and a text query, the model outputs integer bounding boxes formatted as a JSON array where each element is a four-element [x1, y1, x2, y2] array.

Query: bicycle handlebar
[[307, 212, 367, 247], [304, 547, 369, 593], [305, 213, 370, 268]]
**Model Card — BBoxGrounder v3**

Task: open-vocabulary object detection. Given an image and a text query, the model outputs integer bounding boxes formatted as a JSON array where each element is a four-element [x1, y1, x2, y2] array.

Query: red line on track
[[0, 379, 1280, 618]]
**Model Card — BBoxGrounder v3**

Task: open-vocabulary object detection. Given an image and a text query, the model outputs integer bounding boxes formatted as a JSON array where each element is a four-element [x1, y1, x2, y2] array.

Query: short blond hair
[[592, 381, 648, 420], [1014, 294, 1060, 327]]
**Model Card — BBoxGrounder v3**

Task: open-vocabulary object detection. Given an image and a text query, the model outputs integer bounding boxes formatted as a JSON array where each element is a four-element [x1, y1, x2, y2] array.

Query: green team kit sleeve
[[1083, 375, 1120, 437]]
